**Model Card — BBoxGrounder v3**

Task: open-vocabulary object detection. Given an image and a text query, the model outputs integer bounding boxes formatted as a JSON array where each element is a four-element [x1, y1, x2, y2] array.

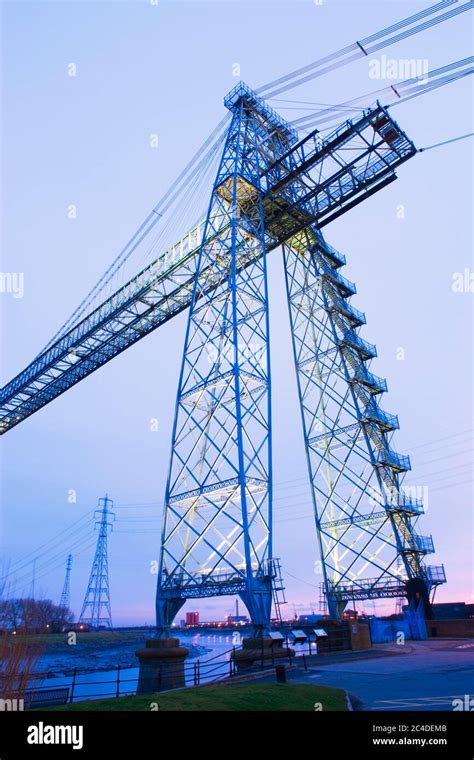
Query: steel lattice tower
[[156, 85, 295, 636], [156, 84, 445, 633], [59, 553, 73, 610], [284, 227, 442, 618], [79, 495, 115, 629]]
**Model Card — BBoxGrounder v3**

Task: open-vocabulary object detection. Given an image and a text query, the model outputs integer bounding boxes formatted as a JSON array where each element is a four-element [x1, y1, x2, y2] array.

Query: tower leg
[[406, 577, 432, 620], [328, 599, 348, 622], [240, 579, 273, 637], [154, 87, 290, 634], [156, 597, 186, 637], [283, 228, 435, 614]]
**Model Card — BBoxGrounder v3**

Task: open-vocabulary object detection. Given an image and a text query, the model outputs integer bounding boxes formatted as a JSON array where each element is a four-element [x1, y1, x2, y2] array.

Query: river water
[[30, 633, 241, 702], [29, 632, 313, 702]]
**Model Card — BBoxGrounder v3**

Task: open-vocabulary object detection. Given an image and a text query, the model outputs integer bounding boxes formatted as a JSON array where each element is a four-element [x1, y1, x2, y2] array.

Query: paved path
[[267, 640, 474, 711]]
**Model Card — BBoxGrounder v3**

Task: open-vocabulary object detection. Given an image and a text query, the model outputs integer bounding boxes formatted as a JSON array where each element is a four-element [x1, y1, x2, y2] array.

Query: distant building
[[432, 602, 474, 620], [401, 602, 474, 619], [226, 615, 249, 625], [297, 614, 323, 625], [186, 611, 199, 626]]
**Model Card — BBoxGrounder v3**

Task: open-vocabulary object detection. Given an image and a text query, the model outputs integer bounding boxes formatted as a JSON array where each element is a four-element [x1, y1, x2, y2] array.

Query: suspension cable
[[418, 132, 474, 151], [257, 0, 472, 99]]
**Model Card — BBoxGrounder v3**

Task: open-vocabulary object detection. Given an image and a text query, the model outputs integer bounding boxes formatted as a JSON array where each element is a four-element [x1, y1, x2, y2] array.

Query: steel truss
[[156, 85, 294, 635], [155, 85, 443, 630], [59, 553, 73, 610], [283, 228, 445, 616], [0, 82, 445, 624], [1, 102, 416, 434]]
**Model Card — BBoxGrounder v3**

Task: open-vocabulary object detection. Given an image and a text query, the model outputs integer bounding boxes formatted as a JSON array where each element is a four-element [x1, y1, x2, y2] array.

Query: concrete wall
[[427, 619, 474, 638]]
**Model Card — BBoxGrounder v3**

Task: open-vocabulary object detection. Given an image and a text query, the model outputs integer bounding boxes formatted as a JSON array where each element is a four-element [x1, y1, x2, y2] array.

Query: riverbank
[[29, 630, 211, 678]]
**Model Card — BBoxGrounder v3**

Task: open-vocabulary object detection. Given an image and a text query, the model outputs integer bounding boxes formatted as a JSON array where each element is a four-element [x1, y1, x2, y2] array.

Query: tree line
[[0, 597, 74, 633]]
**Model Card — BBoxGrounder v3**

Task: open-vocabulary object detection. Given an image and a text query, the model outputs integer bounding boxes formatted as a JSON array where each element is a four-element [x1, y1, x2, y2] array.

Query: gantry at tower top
[[1, 0, 472, 433]]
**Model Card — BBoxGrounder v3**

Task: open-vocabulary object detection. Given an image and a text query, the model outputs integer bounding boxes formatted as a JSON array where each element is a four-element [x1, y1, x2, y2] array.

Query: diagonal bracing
[[155, 85, 295, 634], [283, 227, 445, 617]]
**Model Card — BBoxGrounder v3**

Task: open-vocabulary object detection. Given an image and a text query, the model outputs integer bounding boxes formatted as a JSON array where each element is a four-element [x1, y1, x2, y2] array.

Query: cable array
[[257, 1, 472, 99]]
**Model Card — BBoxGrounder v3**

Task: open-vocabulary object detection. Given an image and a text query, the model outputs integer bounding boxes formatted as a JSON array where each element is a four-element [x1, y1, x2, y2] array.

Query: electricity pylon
[[156, 83, 445, 634], [59, 553, 73, 610], [79, 495, 115, 629]]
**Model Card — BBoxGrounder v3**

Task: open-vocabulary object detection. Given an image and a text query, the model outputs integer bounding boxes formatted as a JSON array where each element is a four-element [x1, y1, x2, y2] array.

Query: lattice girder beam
[[1, 103, 416, 435]]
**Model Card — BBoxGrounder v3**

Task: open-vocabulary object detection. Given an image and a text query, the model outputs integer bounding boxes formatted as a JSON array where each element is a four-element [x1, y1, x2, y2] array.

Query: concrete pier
[[135, 637, 189, 694]]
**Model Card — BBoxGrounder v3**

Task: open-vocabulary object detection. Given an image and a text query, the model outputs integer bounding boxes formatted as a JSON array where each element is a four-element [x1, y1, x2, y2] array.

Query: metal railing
[[318, 241, 346, 268], [412, 534, 435, 554], [339, 329, 377, 360], [327, 295, 366, 326], [375, 447, 411, 472], [319, 260, 356, 297], [387, 492, 424, 516], [362, 402, 399, 430], [426, 564, 446, 584], [350, 366, 387, 393], [15, 637, 317, 708]]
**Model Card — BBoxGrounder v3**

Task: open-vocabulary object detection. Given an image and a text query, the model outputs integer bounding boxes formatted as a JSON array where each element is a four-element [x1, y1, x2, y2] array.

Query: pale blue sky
[[1, 0, 472, 625]]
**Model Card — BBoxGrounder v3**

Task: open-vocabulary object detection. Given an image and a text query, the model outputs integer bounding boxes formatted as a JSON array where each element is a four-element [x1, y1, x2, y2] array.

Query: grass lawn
[[47, 683, 348, 712]]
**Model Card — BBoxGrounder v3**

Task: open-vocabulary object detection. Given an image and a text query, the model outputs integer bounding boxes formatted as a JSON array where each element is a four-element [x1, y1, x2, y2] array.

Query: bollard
[[275, 664, 287, 683]]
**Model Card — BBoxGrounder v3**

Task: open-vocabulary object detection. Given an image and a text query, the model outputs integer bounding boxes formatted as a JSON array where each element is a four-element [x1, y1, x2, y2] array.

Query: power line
[[36, 117, 230, 354], [411, 448, 473, 469], [1, 510, 95, 576], [7, 536, 98, 596]]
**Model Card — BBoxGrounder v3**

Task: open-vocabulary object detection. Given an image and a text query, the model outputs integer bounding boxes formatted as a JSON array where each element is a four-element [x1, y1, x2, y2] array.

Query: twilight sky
[[1, 0, 472, 625]]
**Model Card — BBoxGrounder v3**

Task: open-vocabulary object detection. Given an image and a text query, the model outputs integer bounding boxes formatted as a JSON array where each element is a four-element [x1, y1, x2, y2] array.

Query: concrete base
[[349, 621, 372, 651], [135, 637, 189, 694], [232, 637, 295, 673]]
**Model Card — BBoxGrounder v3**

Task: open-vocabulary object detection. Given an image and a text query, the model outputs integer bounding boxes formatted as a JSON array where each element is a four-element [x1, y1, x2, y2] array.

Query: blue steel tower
[[283, 227, 444, 618], [156, 85, 296, 637], [1, 7, 464, 629], [156, 84, 445, 631], [79, 495, 115, 629]]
